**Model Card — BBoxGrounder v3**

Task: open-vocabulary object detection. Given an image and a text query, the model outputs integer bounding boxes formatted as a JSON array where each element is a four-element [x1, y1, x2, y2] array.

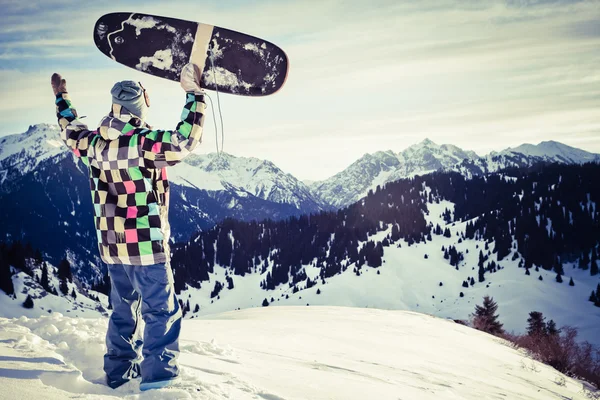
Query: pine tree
[[546, 319, 560, 336], [555, 273, 563, 283], [60, 279, 69, 296], [568, 277, 574, 286], [262, 298, 269, 307], [57, 258, 72, 282], [180, 300, 187, 317], [40, 262, 50, 291], [22, 295, 34, 309], [472, 296, 504, 335], [553, 257, 564, 276], [0, 249, 15, 296], [591, 248, 599, 276], [579, 251, 590, 270], [526, 311, 547, 337], [590, 290, 597, 303], [194, 304, 200, 313], [71, 288, 77, 299], [478, 265, 485, 282], [478, 250, 485, 269]]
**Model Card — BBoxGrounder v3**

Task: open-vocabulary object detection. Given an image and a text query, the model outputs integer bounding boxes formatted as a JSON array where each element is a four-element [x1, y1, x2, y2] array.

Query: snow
[[243, 42, 265, 59], [202, 66, 253, 91], [169, 161, 225, 191], [0, 268, 107, 320], [0, 124, 66, 177], [0, 306, 595, 399], [136, 49, 175, 72], [126, 16, 159, 36]]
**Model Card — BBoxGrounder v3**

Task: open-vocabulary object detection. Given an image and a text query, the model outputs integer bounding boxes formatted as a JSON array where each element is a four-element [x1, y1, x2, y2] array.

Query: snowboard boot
[[140, 376, 181, 391]]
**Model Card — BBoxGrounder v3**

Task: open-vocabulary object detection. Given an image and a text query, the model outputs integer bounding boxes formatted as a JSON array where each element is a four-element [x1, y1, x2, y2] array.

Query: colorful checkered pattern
[[56, 91, 206, 265]]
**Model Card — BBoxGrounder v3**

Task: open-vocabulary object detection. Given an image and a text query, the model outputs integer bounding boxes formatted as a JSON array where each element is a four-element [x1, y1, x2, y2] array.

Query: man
[[51, 63, 206, 391]]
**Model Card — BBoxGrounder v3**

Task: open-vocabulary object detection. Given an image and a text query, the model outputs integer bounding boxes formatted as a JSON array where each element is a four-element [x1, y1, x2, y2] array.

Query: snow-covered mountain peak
[[502, 140, 600, 164], [0, 124, 64, 162], [403, 138, 440, 154], [417, 137, 437, 147], [356, 150, 399, 169], [171, 152, 325, 211], [0, 124, 68, 183], [400, 139, 477, 162], [311, 139, 483, 208], [312, 137, 600, 208]]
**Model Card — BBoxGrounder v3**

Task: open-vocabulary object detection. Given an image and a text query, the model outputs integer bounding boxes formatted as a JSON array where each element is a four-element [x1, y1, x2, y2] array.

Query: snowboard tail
[[94, 12, 289, 96]]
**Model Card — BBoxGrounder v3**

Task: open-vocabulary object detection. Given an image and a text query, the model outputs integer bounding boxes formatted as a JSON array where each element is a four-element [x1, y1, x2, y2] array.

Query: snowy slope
[[0, 264, 108, 320], [0, 306, 596, 399]]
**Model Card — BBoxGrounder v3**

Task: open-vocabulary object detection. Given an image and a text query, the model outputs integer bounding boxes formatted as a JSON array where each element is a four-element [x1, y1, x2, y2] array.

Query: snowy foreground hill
[[0, 306, 597, 400]]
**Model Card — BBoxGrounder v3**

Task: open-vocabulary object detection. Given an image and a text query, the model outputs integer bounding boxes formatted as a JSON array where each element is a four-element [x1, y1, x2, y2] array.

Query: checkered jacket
[[55, 91, 206, 265]]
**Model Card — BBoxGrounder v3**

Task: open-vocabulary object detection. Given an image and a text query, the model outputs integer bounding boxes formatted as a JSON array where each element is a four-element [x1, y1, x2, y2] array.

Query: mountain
[[502, 140, 600, 164], [310, 138, 600, 208], [0, 306, 594, 399], [169, 164, 600, 345], [172, 152, 325, 211], [0, 124, 65, 186], [0, 124, 326, 275], [457, 140, 600, 178], [309, 139, 481, 208]]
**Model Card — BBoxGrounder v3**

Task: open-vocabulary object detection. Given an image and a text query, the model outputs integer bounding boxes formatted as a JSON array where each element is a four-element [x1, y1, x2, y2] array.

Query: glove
[[180, 63, 203, 94], [51, 73, 68, 95]]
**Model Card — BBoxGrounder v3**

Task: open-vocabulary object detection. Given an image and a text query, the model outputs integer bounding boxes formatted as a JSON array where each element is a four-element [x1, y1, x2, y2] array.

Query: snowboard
[[93, 12, 289, 96]]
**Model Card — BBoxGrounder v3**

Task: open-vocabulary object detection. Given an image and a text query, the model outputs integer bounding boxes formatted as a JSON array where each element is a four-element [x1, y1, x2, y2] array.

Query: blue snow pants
[[103, 262, 182, 388]]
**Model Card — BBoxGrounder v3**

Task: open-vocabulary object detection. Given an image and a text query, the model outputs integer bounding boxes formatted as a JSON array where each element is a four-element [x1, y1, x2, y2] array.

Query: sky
[[1, 0, 599, 181]]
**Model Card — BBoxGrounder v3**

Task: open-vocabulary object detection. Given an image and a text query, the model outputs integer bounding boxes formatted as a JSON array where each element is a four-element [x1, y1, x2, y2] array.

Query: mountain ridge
[[310, 137, 600, 207]]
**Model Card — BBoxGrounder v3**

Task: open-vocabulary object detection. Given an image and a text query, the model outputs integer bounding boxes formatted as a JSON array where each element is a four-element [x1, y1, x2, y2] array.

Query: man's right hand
[[51, 73, 68, 95], [180, 63, 203, 93]]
